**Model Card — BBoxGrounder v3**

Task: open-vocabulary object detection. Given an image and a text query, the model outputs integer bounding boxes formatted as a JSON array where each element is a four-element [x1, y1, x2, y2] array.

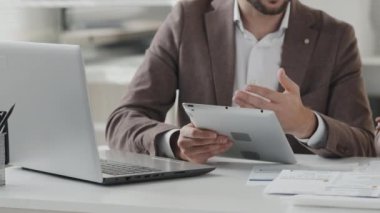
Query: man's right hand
[[172, 123, 233, 164], [376, 117, 380, 133]]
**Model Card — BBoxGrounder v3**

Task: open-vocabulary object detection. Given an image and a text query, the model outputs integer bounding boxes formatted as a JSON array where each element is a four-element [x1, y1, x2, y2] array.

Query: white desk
[[0, 154, 378, 213]]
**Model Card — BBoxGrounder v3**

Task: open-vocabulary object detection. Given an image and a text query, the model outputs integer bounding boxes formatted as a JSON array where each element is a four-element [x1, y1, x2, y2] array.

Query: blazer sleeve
[[309, 24, 376, 157], [105, 3, 184, 155]]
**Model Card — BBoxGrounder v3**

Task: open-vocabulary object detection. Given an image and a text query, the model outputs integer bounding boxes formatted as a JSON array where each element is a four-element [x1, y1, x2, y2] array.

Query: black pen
[[0, 104, 15, 133]]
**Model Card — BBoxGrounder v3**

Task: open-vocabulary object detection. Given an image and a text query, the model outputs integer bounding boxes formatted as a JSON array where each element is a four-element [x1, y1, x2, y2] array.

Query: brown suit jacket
[[106, 0, 376, 157]]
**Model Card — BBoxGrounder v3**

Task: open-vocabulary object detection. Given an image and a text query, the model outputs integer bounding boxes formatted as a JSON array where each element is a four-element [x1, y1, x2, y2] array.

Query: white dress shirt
[[157, 0, 327, 158], [233, 0, 289, 91]]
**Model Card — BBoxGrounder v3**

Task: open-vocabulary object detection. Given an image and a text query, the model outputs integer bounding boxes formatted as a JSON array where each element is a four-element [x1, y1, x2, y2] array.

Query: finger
[[234, 95, 261, 109], [194, 142, 233, 160], [234, 97, 255, 109], [376, 117, 380, 123], [212, 141, 233, 155], [178, 136, 229, 149], [186, 143, 227, 156], [233, 91, 276, 110], [190, 142, 233, 161], [181, 145, 220, 163], [177, 137, 203, 150], [277, 68, 299, 94], [181, 125, 217, 139], [245, 84, 283, 103]]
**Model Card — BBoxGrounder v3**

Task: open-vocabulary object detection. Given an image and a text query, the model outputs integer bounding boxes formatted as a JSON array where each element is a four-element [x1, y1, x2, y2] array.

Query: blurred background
[[0, 0, 379, 145]]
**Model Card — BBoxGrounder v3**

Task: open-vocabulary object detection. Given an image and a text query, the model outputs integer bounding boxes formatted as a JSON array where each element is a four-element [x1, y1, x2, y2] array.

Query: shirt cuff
[[296, 112, 327, 149], [156, 129, 180, 159]]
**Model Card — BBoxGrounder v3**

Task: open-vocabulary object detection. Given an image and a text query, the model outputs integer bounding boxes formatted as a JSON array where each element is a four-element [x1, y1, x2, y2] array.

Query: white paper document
[[357, 160, 380, 173], [289, 195, 380, 210], [247, 161, 358, 186], [264, 170, 380, 198]]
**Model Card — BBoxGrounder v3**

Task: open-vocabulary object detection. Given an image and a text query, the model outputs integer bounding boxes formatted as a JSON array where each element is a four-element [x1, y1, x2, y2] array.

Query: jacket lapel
[[205, 0, 235, 106], [279, 0, 318, 92]]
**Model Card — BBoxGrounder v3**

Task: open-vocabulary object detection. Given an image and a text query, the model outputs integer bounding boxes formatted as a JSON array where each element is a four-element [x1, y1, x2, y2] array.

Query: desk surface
[[0, 154, 378, 213]]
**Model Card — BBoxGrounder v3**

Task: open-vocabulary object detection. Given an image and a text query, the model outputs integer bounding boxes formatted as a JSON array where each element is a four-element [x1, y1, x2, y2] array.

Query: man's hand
[[376, 117, 380, 133], [375, 117, 380, 156], [233, 68, 317, 139], [172, 123, 233, 164]]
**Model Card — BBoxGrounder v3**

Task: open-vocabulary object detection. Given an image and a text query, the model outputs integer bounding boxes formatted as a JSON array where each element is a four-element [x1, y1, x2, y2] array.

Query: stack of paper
[[247, 161, 359, 186], [290, 195, 380, 209], [264, 170, 380, 198], [0, 134, 5, 186], [357, 160, 380, 173]]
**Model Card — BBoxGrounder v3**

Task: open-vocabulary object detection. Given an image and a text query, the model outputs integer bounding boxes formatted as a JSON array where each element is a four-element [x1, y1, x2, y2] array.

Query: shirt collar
[[234, 0, 291, 33]]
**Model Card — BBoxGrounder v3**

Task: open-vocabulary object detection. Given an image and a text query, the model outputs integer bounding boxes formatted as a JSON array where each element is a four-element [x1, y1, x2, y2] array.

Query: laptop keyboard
[[100, 160, 161, 176]]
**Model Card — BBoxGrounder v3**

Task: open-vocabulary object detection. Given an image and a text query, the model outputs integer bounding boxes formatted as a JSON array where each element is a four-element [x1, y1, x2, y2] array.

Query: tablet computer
[[182, 103, 296, 164]]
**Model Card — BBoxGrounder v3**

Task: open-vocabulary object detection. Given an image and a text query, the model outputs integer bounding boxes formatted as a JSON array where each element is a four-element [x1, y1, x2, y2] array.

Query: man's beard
[[247, 0, 289, 15]]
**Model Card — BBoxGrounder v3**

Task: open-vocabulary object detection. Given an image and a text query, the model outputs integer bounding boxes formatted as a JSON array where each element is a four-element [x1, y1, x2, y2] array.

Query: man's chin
[[248, 0, 289, 15]]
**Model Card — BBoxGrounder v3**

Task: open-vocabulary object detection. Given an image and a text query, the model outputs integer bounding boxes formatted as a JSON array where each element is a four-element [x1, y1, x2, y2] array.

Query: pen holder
[[0, 111, 9, 165], [0, 133, 5, 186]]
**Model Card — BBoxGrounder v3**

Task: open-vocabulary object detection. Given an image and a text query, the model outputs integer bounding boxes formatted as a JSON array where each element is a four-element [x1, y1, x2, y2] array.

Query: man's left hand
[[233, 68, 317, 139]]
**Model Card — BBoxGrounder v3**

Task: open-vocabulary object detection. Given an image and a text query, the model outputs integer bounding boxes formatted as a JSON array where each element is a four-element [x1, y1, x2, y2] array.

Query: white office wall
[[1, 1, 378, 56], [371, 1, 380, 55], [66, 6, 171, 29], [0, 6, 61, 42], [300, 0, 379, 57]]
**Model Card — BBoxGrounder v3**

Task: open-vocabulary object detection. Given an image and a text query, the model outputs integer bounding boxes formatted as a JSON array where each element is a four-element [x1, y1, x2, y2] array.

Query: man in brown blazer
[[106, 0, 376, 164]]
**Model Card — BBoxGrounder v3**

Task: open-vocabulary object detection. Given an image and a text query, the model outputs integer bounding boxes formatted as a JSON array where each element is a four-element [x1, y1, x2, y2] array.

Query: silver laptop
[[0, 41, 214, 185]]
